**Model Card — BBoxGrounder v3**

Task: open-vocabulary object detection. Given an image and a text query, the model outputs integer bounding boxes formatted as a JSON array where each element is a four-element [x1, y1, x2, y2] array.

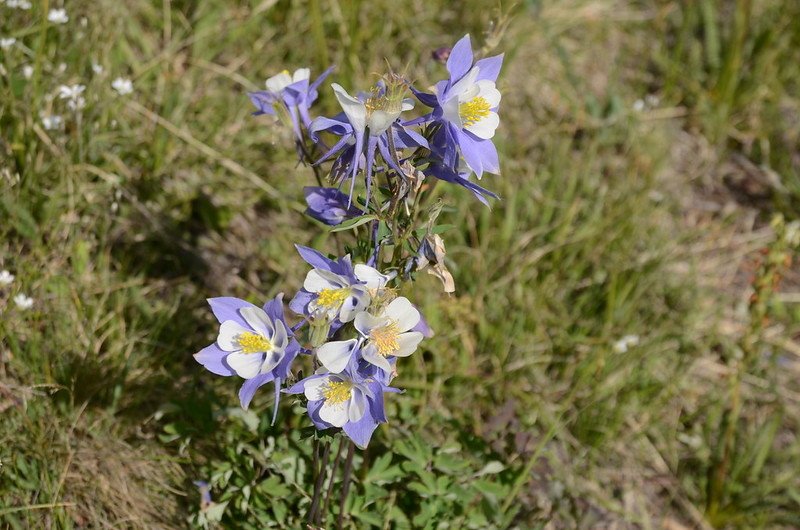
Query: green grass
[[1, 0, 800, 528]]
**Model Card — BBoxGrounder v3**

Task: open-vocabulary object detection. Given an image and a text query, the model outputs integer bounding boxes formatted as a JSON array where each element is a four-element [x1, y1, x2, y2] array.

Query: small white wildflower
[[0, 38, 16, 49], [632, 99, 645, 112], [111, 77, 133, 96], [7, 0, 32, 9], [80, 17, 88, 27], [41, 114, 63, 130], [22, 65, 34, 79], [13, 293, 34, 310], [0, 270, 14, 286], [58, 84, 86, 112], [47, 8, 69, 24], [645, 94, 660, 108], [58, 85, 85, 100], [613, 335, 640, 354], [92, 62, 104, 75], [56, 62, 67, 74]]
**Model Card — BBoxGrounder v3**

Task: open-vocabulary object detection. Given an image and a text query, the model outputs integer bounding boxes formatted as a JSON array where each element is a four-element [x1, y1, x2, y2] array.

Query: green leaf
[[0, 195, 37, 239], [204, 500, 228, 522]]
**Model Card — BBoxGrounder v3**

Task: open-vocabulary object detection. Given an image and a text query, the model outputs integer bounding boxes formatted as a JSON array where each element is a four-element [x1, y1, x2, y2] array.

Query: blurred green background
[[2, 0, 800, 528]]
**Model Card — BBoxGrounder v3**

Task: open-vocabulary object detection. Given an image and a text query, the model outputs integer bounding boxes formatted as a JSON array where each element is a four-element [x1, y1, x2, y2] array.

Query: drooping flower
[[285, 361, 396, 448], [303, 186, 361, 226], [248, 66, 333, 142], [289, 245, 390, 324], [0, 270, 14, 286], [194, 294, 300, 419], [13, 293, 34, 309], [414, 34, 503, 180], [354, 296, 424, 373], [111, 77, 133, 95], [310, 76, 427, 207]]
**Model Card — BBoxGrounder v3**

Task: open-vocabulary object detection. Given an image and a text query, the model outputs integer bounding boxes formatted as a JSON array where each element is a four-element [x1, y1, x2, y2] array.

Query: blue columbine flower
[[289, 245, 390, 324], [285, 360, 397, 448], [303, 186, 361, 226], [413, 35, 503, 201], [194, 294, 300, 421], [313, 296, 424, 374], [248, 66, 333, 142], [309, 76, 428, 208]]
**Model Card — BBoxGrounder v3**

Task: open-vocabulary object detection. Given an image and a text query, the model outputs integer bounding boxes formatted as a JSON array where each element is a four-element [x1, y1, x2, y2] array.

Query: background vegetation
[[2, 0, 800, 528]]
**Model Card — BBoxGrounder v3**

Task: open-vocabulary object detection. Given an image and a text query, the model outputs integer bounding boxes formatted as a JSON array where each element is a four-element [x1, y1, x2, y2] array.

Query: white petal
[[361, 345, 393, 373], [442, 94, 462, 127], [465, 112, 499, 140], [367, 109, 399, 136], [394, 332, 424, 357], [449, 66, 480, 99], [348, 388, 367, 423], [303, 268, 346, 292], [217, 321, 249, 351], [475, 80, 501, 108], [332, 83, 367, 133], [457, 83, 481, 103], [266, 71, 292, 92], [317, 339, 357, 373], [240, 306, 275, 338], [293, 68, 310, 82], [339, 291, 369, 323], [383, 297, 420, 332], [354, 311, 386, 337], [226, 352, 265, 379], [319, 401, 350, 427], [260, 349, 285, 374], [304, 376, 329, 401], [272, 319, 289, 349], [354, 264, 390, 290]]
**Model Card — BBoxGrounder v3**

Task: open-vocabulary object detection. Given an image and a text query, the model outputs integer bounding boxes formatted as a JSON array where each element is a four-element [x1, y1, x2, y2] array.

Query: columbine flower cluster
[[194, 34, 502, 449], [195, 246, 427, 448]]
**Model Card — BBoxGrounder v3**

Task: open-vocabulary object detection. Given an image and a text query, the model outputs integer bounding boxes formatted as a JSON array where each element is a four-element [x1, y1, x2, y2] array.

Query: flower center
[[317, 288, 350, 309], [459, 96, 491, 127], [237, 332, 273, 354], [323, 380, 353, 405], [364, 73, 407, 118], [369, 322, 400, 356]]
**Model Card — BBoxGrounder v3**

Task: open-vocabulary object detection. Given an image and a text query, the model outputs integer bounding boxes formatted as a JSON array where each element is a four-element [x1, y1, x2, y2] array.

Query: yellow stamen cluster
[[316, 288, 350, 309], [237, 332, 273, 354], [370, 322, 400, 356], [459, 96, 491, 127], [323, 380, 353, 405]]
